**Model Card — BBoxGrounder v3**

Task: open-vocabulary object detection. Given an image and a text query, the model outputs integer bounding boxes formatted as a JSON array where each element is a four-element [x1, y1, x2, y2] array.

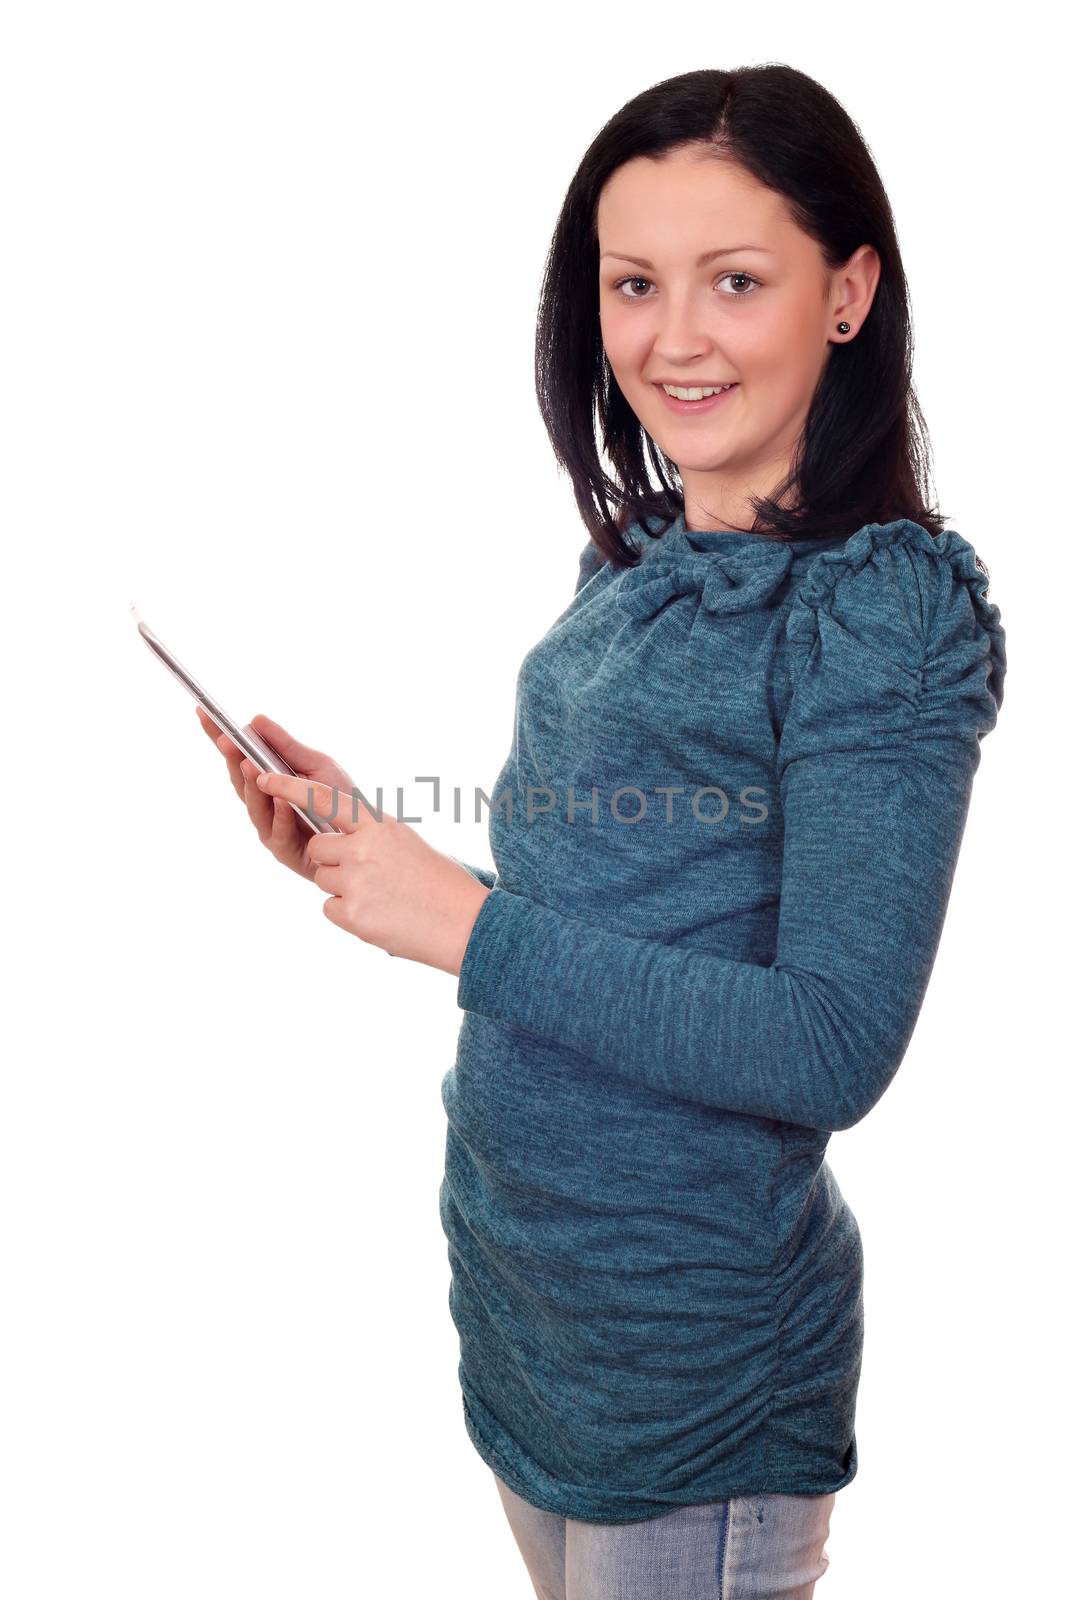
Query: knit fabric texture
[[440, 508, 1007, 1523]]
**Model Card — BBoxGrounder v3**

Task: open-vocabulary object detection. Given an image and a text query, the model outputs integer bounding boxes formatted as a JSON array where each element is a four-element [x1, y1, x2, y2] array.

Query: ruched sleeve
[[455, 519, 1007, 1132]]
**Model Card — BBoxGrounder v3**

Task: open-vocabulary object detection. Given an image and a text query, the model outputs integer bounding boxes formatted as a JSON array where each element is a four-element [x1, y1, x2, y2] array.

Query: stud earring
[[837, 321, 851, 335]]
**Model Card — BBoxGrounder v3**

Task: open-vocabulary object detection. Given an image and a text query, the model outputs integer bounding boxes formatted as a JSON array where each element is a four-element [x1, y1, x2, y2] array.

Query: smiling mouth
[[658, 382, 738, 397], [656, 383, 741, 414]]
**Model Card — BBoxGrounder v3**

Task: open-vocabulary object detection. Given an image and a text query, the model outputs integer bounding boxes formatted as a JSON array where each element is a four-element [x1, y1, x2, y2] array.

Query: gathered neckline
[[652, 510, 846, 556]]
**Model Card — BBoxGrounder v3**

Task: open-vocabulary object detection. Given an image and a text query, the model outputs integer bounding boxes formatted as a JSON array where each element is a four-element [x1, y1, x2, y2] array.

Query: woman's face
[[596, 148, 880, 531]]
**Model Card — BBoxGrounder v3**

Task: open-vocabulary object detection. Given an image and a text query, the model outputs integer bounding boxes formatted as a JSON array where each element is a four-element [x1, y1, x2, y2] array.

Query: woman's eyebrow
[[600, 246, 773, 268]]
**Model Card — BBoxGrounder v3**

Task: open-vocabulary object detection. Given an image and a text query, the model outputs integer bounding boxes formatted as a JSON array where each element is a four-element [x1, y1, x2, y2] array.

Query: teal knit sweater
[[439, 509, 1007, 1523]]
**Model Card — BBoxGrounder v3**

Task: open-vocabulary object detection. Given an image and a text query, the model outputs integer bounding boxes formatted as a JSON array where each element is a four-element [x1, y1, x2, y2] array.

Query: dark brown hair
[[533, 64, 948, 564]]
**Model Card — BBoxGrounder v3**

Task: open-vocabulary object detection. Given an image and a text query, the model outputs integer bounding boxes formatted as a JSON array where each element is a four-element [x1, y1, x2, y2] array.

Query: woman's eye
[[615, 275, 652, 300], [718, 272, 759, 296], [611, 272, 760, 301]]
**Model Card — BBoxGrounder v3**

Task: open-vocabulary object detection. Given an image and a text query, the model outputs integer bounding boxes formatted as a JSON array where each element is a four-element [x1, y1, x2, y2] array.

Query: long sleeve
[[455, 521, 1006, 1134]]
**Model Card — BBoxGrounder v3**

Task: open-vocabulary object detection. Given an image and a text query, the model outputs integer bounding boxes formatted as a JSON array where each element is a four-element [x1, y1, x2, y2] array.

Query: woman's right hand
[[196, 707, 358, 884]]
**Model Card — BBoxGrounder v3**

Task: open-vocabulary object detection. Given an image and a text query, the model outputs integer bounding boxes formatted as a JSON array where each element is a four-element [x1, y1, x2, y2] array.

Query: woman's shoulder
[[573, 509, 676, 595], [779, 517, 1007, 760], [788, 517, 1003, 669]]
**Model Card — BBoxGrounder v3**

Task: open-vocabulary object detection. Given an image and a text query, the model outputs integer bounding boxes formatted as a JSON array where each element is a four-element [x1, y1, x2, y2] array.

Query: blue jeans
[[493, 1472, 835, 1600]]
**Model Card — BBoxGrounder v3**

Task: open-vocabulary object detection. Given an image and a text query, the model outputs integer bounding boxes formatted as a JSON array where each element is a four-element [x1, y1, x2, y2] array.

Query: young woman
[[199, 64, 1007, 1600]]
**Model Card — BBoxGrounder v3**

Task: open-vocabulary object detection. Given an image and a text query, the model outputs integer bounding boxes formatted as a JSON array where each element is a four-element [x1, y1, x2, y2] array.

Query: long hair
[[534, 65, 946, 564]]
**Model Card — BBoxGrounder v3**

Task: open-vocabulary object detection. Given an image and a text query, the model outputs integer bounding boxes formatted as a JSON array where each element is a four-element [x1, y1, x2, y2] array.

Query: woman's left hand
[[254, 771, 491, 976]]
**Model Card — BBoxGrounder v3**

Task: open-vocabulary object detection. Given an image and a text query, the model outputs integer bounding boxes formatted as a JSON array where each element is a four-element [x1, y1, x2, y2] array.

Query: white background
[[2, 5, 1057, 1596]]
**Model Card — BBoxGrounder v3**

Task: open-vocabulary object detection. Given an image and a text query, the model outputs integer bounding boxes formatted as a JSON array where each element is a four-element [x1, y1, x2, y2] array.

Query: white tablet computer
[[132, 603, 343, 835]]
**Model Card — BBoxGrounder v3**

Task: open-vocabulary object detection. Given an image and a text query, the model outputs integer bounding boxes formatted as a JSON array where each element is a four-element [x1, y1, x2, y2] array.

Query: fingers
[[196, 705, 227, 747], [197, 705, 306, 853], [223, 755, 245, 802], [270, 788, 301, 848], [311, 864, 342, 897], [305, 829, 345, 867], [198, 709, 249, 800], [196, 707, 264, 809], [196, 704, 242, 764], [248, 713, 350, 787], [237, 752, 304, 856], [254, 770, 355, 833], [250, 713, 324, 768], [198, 705, 339, 854], [218, 738, 247, 801], [238, 757, 279, 838]]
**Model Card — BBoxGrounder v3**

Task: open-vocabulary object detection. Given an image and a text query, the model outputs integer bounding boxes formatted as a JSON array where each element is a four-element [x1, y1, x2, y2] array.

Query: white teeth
[[662, 383, 735, 400]]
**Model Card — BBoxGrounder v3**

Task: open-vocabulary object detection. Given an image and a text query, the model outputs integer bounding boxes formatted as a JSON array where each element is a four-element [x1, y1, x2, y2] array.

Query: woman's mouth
[[657, 382, 739, 416]]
